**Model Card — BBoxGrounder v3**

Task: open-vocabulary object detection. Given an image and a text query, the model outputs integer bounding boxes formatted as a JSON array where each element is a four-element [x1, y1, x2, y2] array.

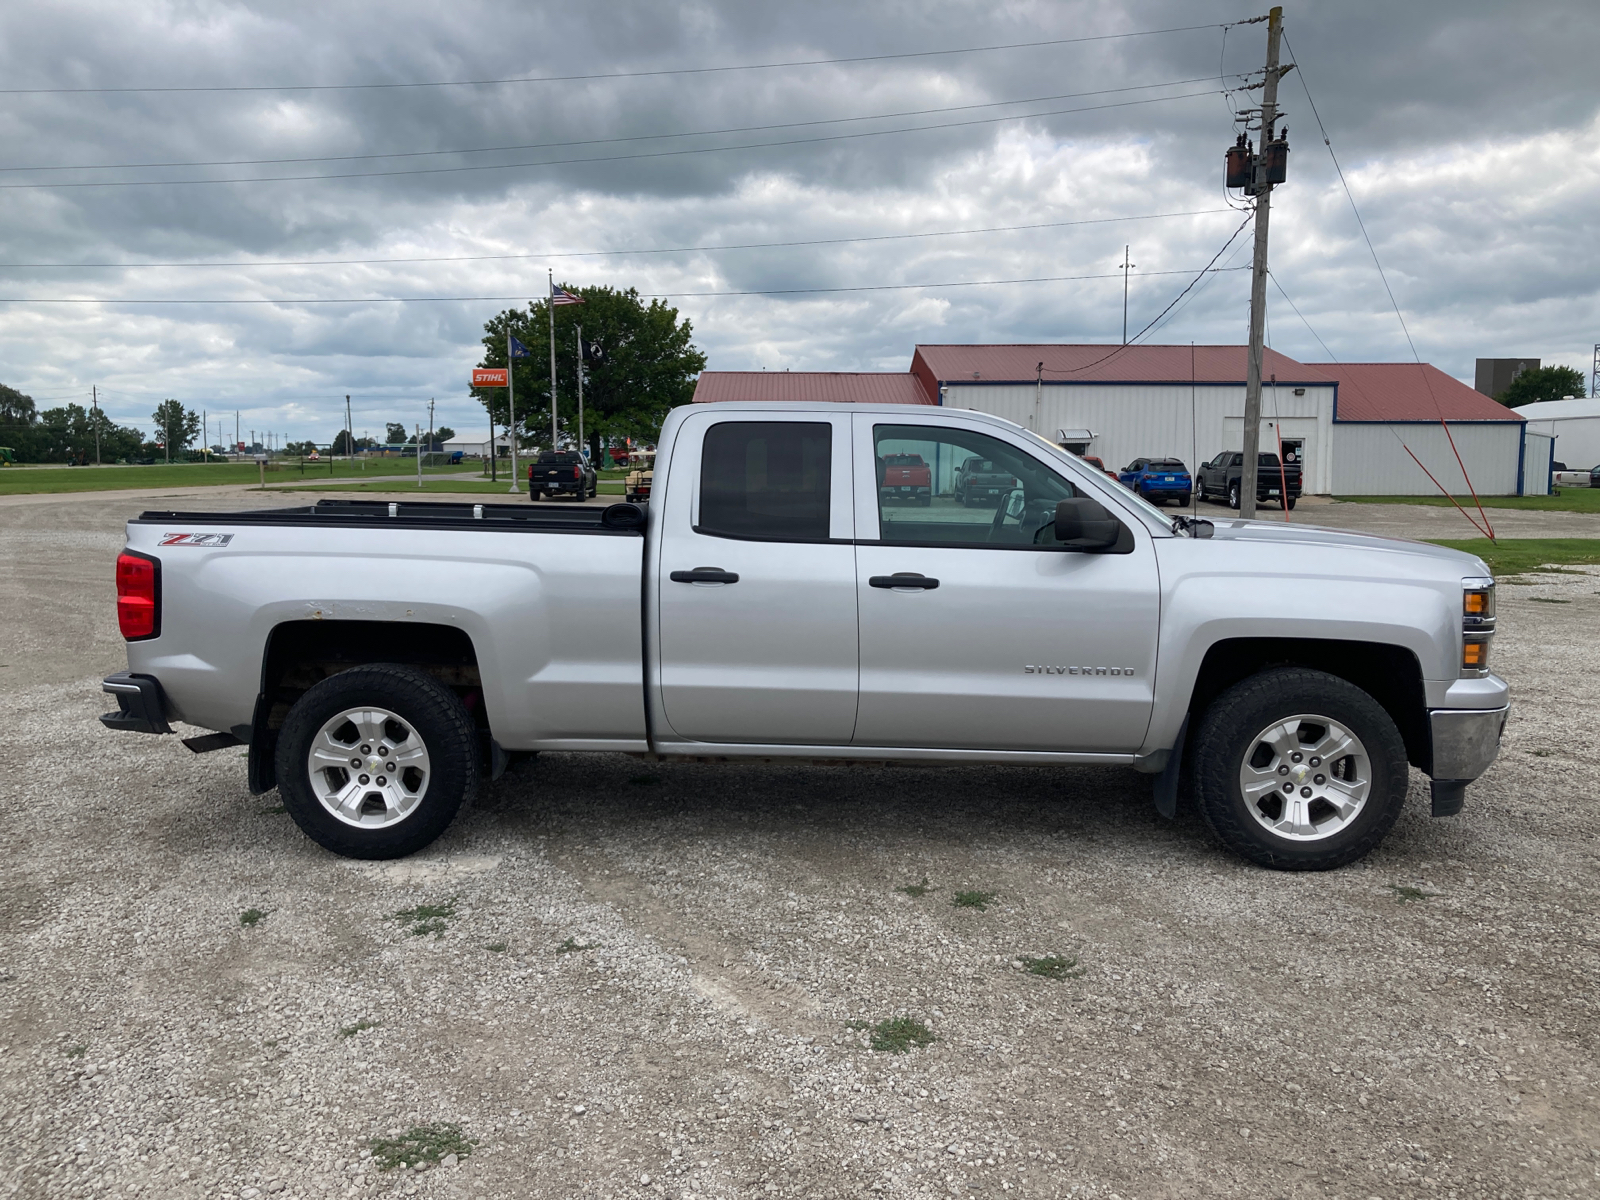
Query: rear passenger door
[[654, 410, 858, 745]]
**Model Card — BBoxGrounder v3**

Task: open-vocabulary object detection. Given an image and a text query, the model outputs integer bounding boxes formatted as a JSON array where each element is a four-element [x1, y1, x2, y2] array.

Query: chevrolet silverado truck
[[528, 450, 596, 500], [101, 403, 1508, 871], [1197, 451, 1302, 510]]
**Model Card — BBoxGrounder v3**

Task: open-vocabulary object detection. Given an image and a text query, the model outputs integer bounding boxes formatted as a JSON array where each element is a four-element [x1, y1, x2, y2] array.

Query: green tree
[[1497, 365, 1587, 407], [151, 399, 200, 463], [385, 422, 409, 444], [331, 429, 359, 455], [473, 285, 705, 458], [33, 403, 143, 464], [0, 383, 42, 461], [435, 425, 456, 443]]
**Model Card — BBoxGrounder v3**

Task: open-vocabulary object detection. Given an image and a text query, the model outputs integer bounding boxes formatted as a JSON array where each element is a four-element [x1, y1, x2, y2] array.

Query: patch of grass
[[1020, 954, 1085, 980], [239, 908, 269, 927], [897, 876, 932, 899], [366, 1122, 476, 1171], [627, 774, 662, 786], [1340, 489, 1600, 513], [869, 1017, 936, 1055], [0, 459, 482, 496], [555, 936, 597, 955], [1425, 538, 1600, 578], [64, 1044, 87, 1058], [1527, 597, 1571, 604], [339, 1019, 381, 1038], [951, 890, 996, 911], [485, 941, 508, 953], [393, 896, 458, 938], [1389, 885, 1438, 904]]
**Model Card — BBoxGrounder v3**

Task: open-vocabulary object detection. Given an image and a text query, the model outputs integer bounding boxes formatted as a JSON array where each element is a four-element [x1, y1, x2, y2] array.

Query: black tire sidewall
[[275, 664, 479, 860], [1193, 667, 1410, 870]]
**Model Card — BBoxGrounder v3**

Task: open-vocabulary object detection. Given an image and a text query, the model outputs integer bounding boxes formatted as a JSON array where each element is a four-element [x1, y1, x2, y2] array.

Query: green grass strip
[[1425, 538, 1600, 577]]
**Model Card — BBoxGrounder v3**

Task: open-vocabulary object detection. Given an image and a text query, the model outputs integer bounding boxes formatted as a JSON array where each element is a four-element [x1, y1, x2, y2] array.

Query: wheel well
[[1190, 638, 1430, 773], [249, 621, 485, 794]]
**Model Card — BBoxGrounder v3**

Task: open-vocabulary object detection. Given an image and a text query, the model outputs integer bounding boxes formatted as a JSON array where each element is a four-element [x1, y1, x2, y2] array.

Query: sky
[[1, 0, 1597, 446]]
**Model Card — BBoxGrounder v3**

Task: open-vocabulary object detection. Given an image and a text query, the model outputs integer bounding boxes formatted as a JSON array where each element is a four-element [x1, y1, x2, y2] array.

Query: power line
[[1, 77, 1231, 174], [0, 90, 1221, 190], [0, 208, 1233, 270], [1, 24, 1243, 96], [0, 264, 1253, 305]]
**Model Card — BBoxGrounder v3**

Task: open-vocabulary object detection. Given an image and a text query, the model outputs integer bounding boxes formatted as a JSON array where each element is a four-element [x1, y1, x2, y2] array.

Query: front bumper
[[1427, 703, 1509, 816], [100, 672, 171, 735]]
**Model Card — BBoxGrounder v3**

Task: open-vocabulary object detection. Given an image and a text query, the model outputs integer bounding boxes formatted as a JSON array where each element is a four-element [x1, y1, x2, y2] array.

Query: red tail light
[[573, 466, 581, 479], [116, 551, 160, 640]]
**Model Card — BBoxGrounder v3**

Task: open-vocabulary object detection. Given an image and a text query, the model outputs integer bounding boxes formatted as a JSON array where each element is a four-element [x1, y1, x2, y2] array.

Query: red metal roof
[[913, 344, 1329, 385], [1308, 363, 1523, 422], [692, 371, 933, 405]]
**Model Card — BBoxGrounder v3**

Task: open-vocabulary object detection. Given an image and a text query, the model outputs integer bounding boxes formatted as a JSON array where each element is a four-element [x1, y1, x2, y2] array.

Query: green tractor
[[0, 447, 15, 466]]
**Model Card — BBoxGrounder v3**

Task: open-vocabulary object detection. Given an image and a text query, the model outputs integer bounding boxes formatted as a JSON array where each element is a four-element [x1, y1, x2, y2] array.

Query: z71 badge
[[159, 532, 234, 547]]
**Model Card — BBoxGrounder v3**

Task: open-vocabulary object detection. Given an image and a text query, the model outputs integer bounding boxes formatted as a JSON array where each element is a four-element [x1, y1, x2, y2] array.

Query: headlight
[[1461, 577, 1495, 676]]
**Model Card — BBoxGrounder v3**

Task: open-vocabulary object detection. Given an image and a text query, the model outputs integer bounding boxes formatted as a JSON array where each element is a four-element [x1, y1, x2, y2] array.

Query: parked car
[[103, 402, 1508, 873], [1591, 464, 1600, 488], [953, 455, 1018, 506], [877, 453, 932, 506], [1197, 451, 1302, 510], [1119, 458, 1193, 506], [1079, 454, 1123, 483], [528, 451, 596, 500]]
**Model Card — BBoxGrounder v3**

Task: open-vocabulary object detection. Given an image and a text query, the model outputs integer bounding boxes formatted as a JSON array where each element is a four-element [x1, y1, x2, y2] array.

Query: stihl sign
[[471, 368, 509, 387]]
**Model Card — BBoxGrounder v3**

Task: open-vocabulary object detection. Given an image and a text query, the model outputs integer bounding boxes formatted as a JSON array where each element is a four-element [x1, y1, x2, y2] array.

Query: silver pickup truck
[[101, 403, 1508, 871]]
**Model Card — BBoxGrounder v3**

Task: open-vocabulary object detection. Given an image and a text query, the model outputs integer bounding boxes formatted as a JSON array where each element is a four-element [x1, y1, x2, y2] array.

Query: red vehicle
[[877, 453, 932, 506], [1081, 455, 1122, 484]]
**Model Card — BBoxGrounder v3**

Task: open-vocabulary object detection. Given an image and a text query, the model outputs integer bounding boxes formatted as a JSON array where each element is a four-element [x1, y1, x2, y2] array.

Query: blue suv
[[1118, 457, 1192, 506]]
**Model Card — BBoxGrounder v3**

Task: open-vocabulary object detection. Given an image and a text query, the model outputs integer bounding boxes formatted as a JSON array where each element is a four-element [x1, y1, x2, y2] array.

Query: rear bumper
[[100, 672, 172, 735]]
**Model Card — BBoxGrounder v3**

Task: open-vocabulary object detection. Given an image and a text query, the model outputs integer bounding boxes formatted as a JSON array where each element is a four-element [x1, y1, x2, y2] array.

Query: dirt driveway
[[1, 493, 1597, 1200]]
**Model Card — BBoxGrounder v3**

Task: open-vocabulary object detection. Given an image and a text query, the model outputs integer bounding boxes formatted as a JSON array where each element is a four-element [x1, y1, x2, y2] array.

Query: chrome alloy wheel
[[306, 707, 431, 829], [1237, 714, 1372, 842]]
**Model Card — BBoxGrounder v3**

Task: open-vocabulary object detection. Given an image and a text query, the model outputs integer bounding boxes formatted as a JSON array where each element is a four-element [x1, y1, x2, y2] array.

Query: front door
[[654, 411, 858, 745], [852, 416, 1160, 753]]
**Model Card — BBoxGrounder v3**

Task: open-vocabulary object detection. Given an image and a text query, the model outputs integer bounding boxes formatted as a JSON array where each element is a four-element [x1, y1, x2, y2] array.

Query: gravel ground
[[2, 495, 1599, 1200]]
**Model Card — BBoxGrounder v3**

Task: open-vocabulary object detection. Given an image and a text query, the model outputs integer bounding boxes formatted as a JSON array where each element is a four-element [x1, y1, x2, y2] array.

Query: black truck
[[1196, 451, 1302, 510], [528, 451, 597, 500]]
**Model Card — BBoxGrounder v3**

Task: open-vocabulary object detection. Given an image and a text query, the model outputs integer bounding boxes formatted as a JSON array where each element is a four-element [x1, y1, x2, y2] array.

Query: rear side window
[[698, 421, 831, 541]]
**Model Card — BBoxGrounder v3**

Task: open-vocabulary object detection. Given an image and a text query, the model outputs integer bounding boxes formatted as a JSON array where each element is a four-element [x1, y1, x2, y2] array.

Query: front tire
[[275, 664, 479, 860], [1192, 667, 1409, 871], [1227, 482, 1241, 510]]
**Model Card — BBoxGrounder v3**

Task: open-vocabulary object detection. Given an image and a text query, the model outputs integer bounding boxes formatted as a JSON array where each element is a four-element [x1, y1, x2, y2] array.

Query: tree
[[473, 284, 705, 459], [284, 440, 319, 456], [31, 403, 143, 464], [385, 422, 409, 445], [151, 399, 200, 463], [435, 426, 456, 443], [0, 382, 42, 460], [331, 429, 360, 455], [1497, 365, 1587, 408]]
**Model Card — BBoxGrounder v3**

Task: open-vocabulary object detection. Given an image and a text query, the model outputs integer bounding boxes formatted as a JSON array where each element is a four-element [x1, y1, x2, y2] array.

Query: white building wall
[[1521, 430, 1553, 495], [1329, 423, 1523, 496], [1522, 416, 1600, 470], [940, 381, 1337, 493]]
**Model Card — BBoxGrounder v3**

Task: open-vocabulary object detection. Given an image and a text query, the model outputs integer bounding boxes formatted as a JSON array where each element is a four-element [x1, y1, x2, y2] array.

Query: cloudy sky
[[2, 0, 1597, 445]]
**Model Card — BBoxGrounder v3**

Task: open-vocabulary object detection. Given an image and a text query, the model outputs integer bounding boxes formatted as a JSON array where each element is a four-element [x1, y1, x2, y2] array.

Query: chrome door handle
[[670, 567, 739, 584], [869, 573, 939, 590]]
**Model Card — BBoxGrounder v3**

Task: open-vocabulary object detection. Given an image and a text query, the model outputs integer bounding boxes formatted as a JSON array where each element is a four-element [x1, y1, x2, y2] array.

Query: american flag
[[549, 283, 585, 306]]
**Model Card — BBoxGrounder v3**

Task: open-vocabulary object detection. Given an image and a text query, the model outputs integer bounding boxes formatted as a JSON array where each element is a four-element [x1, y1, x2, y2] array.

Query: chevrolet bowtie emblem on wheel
[[1024, 665, 1134, 676]]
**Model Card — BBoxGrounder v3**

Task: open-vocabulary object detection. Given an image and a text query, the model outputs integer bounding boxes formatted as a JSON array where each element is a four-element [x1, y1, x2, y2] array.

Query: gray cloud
[[0, 0, 1596, 441]]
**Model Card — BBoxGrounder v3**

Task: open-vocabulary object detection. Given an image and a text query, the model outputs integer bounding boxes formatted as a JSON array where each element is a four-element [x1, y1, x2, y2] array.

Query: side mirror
[[1055, 497, 1121, 550]]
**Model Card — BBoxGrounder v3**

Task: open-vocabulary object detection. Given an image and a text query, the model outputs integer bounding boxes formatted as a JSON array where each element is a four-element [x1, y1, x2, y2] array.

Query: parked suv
[[1197, 451, 1302, 510], [954, 455, 1018, 507], [1119, 458, 1192, 506]]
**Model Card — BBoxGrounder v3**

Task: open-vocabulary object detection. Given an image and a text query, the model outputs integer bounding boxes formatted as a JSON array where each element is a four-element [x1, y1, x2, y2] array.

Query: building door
[[851, 416, 1160, 753], [654, 411, 860, 745]]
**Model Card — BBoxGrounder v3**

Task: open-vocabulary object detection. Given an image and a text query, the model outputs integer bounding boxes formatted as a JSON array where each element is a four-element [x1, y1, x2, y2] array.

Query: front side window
[[698, 421, 831, 540], [873, 424, 1079, 548]]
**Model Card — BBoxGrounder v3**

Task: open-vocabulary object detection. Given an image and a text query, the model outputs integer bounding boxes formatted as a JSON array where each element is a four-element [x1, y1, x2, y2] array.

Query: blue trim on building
[[1516, 426, 1527, 495]]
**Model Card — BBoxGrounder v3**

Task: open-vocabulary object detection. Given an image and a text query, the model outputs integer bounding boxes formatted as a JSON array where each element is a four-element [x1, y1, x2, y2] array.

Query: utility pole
[[202, 407, 207, 463], [235, 411, 239, 459], [427, 397, 435, 469], [92, 386, 100, 464], [507, 324, 521, 494], [1238, 5, 1287, 520], [575, 323, 585, 461], [416, 423, 423, 489], [1119, 247, 1136, 344], [547, 268, 559, 450]]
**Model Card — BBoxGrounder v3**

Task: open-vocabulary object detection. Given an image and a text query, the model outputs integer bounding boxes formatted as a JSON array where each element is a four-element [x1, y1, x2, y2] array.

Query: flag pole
[[506, 324, 520, 494], [576, 322, 585, 465], [548, 269, 558, 449]]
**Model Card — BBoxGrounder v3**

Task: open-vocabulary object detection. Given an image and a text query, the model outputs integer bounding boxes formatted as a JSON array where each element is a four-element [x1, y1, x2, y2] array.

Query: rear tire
[[1285, 496, 1297, 511], [1192, 667, 1409, 871], [275, 664, 479, 860], [1228, 482, 1241, 510], [1177, 492, 1192, 507]]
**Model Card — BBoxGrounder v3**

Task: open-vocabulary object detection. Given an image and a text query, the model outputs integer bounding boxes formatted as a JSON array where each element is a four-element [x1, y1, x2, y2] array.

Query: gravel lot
[[2, 493, 1598, 1200]]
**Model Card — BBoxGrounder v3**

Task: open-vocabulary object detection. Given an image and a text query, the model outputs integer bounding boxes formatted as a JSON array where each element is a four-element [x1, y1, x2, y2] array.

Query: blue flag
[[509, 335, 532, 358]]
